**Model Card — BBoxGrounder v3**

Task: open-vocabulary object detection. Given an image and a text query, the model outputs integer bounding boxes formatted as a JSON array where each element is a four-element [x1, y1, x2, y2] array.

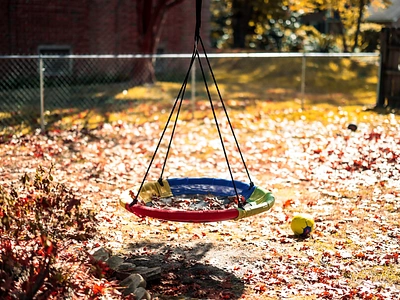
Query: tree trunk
[[133, 0, 186, 85], [337, 11, 349, 52], [133, 15, 157, 85], [132, 58, 156, 86], [231, 0, 253, 49], [352, 0, 365, 52]]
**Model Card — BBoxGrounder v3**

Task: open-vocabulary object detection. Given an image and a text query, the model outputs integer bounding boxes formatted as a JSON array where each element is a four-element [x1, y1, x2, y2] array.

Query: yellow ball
[[291, 214, 315, 237]]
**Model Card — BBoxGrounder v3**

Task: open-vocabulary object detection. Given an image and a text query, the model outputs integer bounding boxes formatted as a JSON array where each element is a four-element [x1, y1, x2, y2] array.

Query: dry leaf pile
[[135, 194, 245, 210], [1, 105, 399, 299]]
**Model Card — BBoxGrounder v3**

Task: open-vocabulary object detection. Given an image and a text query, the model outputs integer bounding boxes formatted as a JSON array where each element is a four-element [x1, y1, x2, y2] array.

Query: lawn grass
[[0, 55, 383, 135], [58, 55, 382, 129]]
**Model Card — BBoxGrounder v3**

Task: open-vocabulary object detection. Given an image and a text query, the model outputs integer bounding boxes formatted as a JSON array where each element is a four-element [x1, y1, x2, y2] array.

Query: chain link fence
[[0, 53, 379, 133]]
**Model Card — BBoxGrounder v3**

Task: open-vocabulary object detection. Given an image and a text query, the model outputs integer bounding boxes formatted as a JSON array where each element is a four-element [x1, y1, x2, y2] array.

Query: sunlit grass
[[0, 55, 388, 135], [0, 112, 11, 119], [114, 82, 183, 101], [48, 92, 384, 132], [349, 265, 400, 286]]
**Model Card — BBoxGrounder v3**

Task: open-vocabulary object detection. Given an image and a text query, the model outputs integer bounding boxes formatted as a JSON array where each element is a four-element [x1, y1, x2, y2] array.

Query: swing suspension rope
[[130, 0, 253, 208]]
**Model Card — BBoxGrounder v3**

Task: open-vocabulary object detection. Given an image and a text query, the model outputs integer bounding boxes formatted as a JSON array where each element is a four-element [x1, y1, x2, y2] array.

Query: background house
[[366, 0, 400, 27], [0, 0, 211, 88], [300, 10, 342, 35], [0, 0, 210, 56]]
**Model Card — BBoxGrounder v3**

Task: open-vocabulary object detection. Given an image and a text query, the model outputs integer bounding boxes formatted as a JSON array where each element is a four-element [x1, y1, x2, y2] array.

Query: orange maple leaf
[[283, 199, 294, 209]]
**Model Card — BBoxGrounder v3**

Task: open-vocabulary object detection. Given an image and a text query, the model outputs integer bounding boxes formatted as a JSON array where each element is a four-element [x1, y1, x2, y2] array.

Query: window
[[38, 45, 72, 76]]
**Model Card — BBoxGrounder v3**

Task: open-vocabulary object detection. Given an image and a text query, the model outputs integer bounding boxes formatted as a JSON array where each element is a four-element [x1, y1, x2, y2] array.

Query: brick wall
[[160, 0, 210, 53], [0, 1, 10, 54], [0, 0, 210, 55], [1, 0, 92, 54]]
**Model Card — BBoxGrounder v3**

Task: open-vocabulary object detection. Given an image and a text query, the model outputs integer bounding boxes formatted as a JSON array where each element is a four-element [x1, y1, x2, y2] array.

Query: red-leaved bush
[[0, 166, 97, 299]]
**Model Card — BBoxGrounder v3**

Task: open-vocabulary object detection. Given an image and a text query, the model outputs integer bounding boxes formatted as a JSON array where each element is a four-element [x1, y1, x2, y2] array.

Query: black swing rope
[[130, 0, 253, 208], [129, 49, 197, 206], [196, 35, 254, 189]]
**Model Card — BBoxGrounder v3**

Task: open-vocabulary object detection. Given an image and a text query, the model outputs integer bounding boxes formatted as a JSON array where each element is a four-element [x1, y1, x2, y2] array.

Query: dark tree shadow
[[365, 105, 400, 115], [122, 241, 245, 300]]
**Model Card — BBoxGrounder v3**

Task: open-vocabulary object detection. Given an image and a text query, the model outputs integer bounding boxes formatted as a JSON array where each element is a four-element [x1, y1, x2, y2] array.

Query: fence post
[[191, 59, 196, 118], [301, 52, 306, 110], [39, 57, 45, 132]]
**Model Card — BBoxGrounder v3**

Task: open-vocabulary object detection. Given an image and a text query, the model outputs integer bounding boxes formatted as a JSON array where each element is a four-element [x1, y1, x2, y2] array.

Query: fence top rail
[[0, 52, 379, 59]]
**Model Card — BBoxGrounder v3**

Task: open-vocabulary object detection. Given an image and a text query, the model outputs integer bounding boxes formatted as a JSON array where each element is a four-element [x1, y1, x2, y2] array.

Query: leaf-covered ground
[[1, 101, 399, 299]]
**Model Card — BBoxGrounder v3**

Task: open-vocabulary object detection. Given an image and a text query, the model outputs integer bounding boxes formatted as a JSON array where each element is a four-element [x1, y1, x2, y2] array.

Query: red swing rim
[[125, 203, 239, 223]]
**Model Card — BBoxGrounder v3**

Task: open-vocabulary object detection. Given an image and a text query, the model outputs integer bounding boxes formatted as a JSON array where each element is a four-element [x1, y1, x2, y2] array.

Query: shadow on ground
[[123, 241, 245, 300]]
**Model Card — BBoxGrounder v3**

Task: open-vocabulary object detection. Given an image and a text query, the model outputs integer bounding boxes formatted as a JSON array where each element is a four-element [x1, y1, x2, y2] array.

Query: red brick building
[[0, 0, 210, 55]]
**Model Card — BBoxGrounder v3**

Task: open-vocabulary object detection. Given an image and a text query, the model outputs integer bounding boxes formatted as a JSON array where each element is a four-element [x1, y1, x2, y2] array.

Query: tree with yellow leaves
[[211, 0, 391, 52], [289, 0, 391, 52]]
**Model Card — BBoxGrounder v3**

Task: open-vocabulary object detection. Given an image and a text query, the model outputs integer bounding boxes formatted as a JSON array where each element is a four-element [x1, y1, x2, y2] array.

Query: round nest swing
[[120, 0, 275, 223], [120, 178, 275, 223]]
